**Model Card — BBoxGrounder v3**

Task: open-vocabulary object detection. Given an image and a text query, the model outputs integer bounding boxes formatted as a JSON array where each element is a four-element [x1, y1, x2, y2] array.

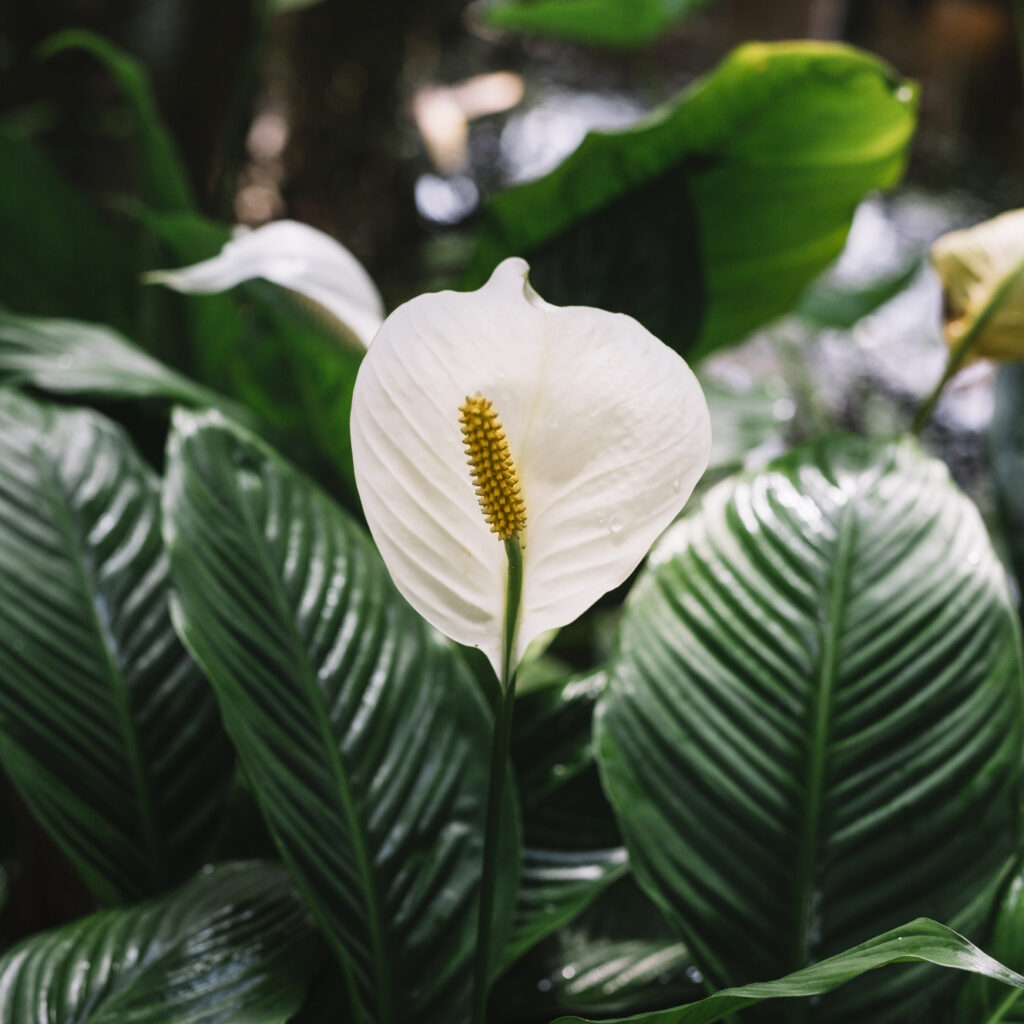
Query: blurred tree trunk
[[279, 0, 463, 292]]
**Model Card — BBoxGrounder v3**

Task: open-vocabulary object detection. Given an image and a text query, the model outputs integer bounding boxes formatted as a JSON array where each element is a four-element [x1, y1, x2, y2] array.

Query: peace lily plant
[[350, 256, 711, 1022]]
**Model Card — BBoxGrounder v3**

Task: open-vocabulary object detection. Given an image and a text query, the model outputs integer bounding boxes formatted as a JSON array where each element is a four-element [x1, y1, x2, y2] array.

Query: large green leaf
[[476, 0, 713, 48], [163, 409, 519, 1024], [0, 861, 318, 1024], [0, 391, 232, 905], [551, 919, 1024, 1024], [597, 436, 1024, 1021], [465, 42, 917, 358], [507, 670, 628, 966]]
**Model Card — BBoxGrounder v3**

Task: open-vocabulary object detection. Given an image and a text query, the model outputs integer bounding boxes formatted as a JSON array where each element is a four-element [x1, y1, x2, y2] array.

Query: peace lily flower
[[145, 220, 385, 348], [350, 257, 712, 681]]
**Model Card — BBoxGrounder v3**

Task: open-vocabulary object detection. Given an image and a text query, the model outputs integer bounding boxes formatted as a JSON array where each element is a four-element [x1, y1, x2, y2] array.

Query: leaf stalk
[[470, 537, 523, 1024]]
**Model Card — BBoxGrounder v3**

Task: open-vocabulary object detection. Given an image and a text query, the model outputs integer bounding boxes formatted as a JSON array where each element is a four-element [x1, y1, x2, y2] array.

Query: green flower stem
[[470, 537, 523, 1024], [912, 258, 1024, 435], [910, 318, 983, 435]]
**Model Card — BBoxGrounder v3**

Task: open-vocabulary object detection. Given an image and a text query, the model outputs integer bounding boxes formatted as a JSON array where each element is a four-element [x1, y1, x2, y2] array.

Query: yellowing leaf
[[932, 208, 1024, 362]]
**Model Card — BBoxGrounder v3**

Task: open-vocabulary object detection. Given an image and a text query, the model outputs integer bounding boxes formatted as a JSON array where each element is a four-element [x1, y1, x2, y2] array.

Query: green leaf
[[465, 42, 917, 358], [597, 436, 1024, 1021], [476, 0, 713, 48], [951, 855, 1024, 1022], [0, 309, 239, 411], [41, 29, 195, 212], [0, 130, 135, 329], [0, 391, 233, 904], [507, 670, 628, 966], [494, 874, 700, 1021], [550, 918, 1024, 1024], [992, 364, 1024, 595], [163, 409, 519, 1024], [0, 861, 319, 1024], [796, 251, 923, 330]]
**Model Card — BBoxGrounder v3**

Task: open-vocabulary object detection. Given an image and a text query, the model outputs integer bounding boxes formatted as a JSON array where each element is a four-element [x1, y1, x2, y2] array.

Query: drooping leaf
[[494, 874, 700, 1022], [465, 43, 917, 358], [0, 309, 239, 412], [550, 918, 1024, 1024], [476, 0, 713, 48], [0, 391, 233, 905], [932, 207, 1024, 362], [0, 861, 319, 1024], [41, 29, 195, 212], [163, 409, 519, 1024], [597, 436, 1024, 1022], [0, 130, 135, 329], [992, 364, 1024, 595], [508, 670, 628, 966]]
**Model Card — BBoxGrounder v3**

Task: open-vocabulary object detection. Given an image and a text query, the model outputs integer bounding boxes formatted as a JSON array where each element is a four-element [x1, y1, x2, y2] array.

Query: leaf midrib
[[33, 430, 166, 899], [792, 501, 857, 977], [228, 466, 392, 1024]]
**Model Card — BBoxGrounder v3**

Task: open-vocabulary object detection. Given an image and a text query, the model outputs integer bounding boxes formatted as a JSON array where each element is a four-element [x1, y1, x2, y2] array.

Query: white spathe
[[145, 220, 385, 348], [351, 258, 711, 676]]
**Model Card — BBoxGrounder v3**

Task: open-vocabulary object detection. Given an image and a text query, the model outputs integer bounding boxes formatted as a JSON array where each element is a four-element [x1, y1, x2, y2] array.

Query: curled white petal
[[145, 220, 385, 347], [351, 257, 712, 676]]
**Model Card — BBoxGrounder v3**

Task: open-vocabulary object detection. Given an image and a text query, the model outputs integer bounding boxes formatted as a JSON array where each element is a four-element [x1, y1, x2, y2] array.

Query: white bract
[[351, 258, 711, 676], [145, 220, 385, 348]]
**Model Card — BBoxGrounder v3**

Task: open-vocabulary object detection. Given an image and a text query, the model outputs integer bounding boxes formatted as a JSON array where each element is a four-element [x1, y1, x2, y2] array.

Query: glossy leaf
[[494, 875, 700, 1022], [0, 391, 232, 904], [550, 918, 1024, 1024], [0, 861, 318, 1024], [0, 310, 234, 410], [476, 0, 713, 48], [465, 43, 917, 358], [508, 671, 628, 965], [597, 436, 1024, 1021], [163, 409, 519, 1024]]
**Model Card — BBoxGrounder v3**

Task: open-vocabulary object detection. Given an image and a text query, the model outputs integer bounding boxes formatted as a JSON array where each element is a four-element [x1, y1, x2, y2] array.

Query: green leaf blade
[[597, 436, 1024, 1021], [466, 42, 918, 358], [163, 409, 519, 1024], [0, 391, 233, 904], [0, 861, 318, 1024], [550, 919, 1024, 1024]]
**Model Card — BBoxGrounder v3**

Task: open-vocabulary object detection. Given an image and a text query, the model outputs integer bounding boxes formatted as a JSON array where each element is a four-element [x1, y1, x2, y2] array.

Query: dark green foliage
[[0, 390, 233, 904], [597, 436, 1024, 1021], [163, 410, 520, 1024], [0, 861, 319, 1024]]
